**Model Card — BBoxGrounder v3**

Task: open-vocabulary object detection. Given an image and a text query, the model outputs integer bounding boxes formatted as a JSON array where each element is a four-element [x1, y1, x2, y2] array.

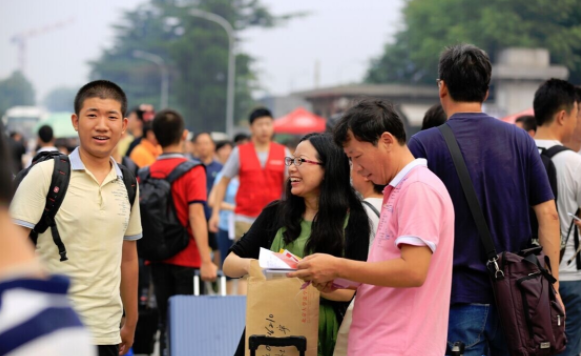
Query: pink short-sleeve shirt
[[348, 159, 455, 356]]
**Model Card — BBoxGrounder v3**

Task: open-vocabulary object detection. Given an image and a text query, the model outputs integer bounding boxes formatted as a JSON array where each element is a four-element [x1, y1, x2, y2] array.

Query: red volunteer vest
[[235, 142, 286, 217]]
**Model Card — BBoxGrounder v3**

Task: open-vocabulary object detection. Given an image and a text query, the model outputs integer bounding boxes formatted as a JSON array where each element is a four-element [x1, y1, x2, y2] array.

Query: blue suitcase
[[167, 273, 246, 356]]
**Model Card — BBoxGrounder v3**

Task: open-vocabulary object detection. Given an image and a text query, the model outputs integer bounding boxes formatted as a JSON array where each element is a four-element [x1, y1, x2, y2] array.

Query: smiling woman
[[224, 133, 372, 356]]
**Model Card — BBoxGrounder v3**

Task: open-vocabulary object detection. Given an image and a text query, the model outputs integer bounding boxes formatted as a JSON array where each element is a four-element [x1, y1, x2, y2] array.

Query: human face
[[195, 133, 215, 160], [72, 97, 127, 160], [127, 111, 142, 133], [216, 144, 232, 164], [343, 130, 395, 185], [250, 116, 274, 144], [287, 140, 324, 200]]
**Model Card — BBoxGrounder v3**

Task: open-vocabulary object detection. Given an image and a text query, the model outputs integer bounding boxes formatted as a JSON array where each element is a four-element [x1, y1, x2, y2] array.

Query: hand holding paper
[[288, 253, 360, 289]]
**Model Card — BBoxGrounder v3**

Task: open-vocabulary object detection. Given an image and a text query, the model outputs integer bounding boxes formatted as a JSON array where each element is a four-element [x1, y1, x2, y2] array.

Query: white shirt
[[362, 197, 383, 250], [536, 140, 581, 281]]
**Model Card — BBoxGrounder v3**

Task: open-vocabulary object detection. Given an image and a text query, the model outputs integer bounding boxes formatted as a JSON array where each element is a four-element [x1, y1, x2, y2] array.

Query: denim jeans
[[556, 280, 581, 356], [446, 304, 510, 356]]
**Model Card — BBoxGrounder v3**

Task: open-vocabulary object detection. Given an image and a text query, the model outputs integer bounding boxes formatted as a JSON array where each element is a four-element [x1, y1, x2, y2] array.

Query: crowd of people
[[1, 42, 581, 356]]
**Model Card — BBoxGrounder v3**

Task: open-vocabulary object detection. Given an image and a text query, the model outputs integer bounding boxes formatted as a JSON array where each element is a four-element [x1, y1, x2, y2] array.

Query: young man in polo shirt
[[10, 80, 142, 356], [147, 109, 217, 356], [408, 44, 561, 355], [0, 125, 95, 356], [534, 79, 581, 356], [291, 100, 455, 355]]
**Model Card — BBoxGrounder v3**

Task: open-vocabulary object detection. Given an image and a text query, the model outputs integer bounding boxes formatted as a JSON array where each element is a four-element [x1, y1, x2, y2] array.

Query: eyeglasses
[[284, 157, 323, 166]]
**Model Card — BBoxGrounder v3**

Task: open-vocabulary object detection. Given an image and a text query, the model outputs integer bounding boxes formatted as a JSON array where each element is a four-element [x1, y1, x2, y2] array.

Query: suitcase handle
[[248, 335, 307, 356], [193, 270, 226, 296]]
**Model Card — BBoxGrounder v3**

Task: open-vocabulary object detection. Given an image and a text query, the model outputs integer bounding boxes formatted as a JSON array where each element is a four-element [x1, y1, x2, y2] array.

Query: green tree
[[366, 0, 581, 85], [43, 87, 77, 112], [0, 71, 35, 117], [90, 0, 298, 132]]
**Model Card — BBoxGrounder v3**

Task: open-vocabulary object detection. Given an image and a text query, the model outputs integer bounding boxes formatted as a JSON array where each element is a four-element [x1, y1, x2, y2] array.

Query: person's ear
[[121, 117, 128, 135], [182, 129, 189, 142], [71, 114, 79, 132], [379, 131, 396, 150], [483, 89, 490, 102], [557, 110, 567, 126]]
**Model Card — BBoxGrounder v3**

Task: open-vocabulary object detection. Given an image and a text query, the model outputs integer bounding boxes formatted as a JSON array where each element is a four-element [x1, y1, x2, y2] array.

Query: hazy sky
[[0, 0, 404, 103]]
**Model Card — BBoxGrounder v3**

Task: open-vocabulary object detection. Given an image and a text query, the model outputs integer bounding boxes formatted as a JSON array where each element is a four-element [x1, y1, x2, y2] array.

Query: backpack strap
[[362, 200, 380, 218], [544, 145, 571, 159], [36, 155, 71, 262], [119, 164, 137, 208], [166, 160, 204, 184]]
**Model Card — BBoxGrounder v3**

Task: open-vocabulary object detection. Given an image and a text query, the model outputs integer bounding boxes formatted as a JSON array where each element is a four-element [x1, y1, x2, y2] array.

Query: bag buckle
[[487, 257, 504, 280]]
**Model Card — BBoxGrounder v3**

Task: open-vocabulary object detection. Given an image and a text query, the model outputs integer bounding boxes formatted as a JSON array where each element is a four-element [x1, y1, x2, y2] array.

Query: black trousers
[[97, 345, 119, 356], [151, 263, 204, 356]]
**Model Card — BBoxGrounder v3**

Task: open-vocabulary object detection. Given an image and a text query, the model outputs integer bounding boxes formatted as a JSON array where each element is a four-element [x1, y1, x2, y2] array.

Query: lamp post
[[188, 9, 235, 136], [133, 50, 169, 109]]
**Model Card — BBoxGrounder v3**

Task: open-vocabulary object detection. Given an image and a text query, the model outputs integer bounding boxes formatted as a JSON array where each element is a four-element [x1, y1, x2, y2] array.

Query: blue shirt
[[408, 113, 553, 305], [204, 160, 223, 219], [214, 170, 240, 231]]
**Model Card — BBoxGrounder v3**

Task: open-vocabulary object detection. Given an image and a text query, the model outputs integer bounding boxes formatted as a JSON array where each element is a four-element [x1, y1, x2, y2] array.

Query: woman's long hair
[[280, 133, 369, 258]]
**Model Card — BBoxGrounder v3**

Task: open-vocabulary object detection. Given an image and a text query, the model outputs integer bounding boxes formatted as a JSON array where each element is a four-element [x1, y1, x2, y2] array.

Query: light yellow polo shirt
[[10, 147, 142, 345]]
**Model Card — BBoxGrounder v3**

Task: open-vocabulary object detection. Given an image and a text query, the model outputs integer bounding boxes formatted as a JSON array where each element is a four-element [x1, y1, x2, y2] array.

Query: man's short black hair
[[249, 107, 273, 125], [192, 131, 213, 143], [421, 104, 447, 130], [333, 99, 407, 147], [233, 133, 250, 144], [152, 109, 184, 148], [575, 86, 581, 103], [438, 44, 492, 103], [533, 79, 577, 127], [515, 115, 537, 133], [38, 125, 54, 144], [128, 106, 145, 122], [74, 80, 127, 117], [216, 140, 233, 151], [0, 126, 14, 205]]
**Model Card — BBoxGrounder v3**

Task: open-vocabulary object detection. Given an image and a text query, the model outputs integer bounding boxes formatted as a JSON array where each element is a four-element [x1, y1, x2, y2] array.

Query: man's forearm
[[211, 179, 229, 218], [191, 214, 212, 262], [538, 210, 561, 288], [534, 200, 561, 291], [338, 258, 426, 288], [120, 242, 139, 328]]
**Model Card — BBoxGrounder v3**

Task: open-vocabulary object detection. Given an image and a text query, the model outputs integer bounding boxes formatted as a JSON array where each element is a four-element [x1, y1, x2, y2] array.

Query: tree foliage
[[90, 0, 297, 132], [366, 0, 581, 85], [0, 71, 35, 117], [43, 87, 77, 112]]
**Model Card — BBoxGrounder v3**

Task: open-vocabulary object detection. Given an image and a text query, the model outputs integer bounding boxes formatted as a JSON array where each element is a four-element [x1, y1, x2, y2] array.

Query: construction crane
[[10, 18, 74, 75]]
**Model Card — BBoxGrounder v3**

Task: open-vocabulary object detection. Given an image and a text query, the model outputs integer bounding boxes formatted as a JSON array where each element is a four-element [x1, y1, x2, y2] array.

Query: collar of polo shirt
[[69, 147, 123, 179]]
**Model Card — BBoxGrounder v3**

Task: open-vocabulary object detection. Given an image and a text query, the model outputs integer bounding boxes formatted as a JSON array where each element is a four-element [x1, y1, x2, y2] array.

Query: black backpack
[[530, 145, 572, 254], [13, 150, 137, 262], [137, 160, 203, 261]]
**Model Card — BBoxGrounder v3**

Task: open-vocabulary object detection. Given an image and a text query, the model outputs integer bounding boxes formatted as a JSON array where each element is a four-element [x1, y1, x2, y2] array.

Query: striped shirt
[[0, 275, 95, 356]]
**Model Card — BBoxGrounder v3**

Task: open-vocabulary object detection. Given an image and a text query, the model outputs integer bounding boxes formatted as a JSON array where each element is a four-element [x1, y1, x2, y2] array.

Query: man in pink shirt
[[291, 99, 455, 355]]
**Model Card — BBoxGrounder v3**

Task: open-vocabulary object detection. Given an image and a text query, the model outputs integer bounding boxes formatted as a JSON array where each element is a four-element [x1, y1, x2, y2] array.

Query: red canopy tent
[[273, 107, 326, 134], [501, 108, 534, 124]]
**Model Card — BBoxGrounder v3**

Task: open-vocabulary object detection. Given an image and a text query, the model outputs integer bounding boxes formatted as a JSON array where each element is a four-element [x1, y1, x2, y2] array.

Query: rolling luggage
[[167, 271, 246, 356]]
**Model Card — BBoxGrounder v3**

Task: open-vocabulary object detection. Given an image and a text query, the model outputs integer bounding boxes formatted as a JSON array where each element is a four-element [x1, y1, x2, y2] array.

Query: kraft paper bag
[[245, 260, 320, 356]]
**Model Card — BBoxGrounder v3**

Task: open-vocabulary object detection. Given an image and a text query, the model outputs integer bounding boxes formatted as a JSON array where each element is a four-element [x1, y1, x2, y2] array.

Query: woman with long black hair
[[224, 132, 371, 355]]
